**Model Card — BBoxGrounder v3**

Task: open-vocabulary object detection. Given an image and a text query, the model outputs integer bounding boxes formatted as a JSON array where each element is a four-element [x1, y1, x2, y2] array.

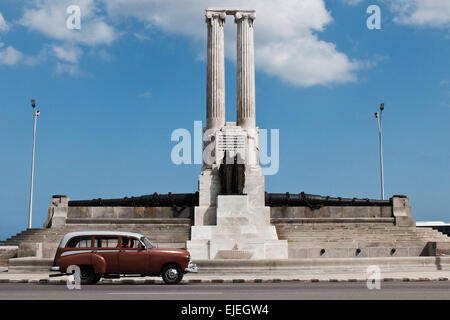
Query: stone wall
[[270, 206, 392, 219], [66, 206, 192, 219], [44, 195, 413, 228], [270, 195, 415, 227]]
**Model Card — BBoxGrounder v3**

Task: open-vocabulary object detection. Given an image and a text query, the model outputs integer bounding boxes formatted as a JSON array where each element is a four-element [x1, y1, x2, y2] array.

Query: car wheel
[[79, 266, 97, 285], [161, 264, 183, 284]]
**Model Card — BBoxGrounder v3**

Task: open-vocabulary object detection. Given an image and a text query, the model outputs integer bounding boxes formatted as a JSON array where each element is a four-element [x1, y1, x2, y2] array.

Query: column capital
[[205, 10, 227, 24], [234, 11, 256, 23]]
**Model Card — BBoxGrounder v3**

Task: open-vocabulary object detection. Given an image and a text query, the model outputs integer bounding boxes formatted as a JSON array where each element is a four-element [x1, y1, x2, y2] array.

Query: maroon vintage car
[[50, 231, 198, 284]]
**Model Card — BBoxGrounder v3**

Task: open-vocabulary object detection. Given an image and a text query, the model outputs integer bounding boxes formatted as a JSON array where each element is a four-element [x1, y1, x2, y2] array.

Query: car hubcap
[[166, 268, 178, 281]]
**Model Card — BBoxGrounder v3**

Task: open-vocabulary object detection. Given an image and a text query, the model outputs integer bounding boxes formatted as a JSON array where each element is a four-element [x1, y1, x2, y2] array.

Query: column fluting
[[206, 11, 226, 129], [235, 11, 256, 129]]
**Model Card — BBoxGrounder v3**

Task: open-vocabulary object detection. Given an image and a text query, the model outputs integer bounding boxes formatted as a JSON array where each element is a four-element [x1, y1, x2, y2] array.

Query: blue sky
[[0, 0, 449, 240]]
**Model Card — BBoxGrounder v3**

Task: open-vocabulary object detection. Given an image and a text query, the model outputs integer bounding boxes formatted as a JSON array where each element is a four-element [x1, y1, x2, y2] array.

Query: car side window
[[67, 236, 92, 248], [94, 237, 119, 248], [121, 237, 142, 249]]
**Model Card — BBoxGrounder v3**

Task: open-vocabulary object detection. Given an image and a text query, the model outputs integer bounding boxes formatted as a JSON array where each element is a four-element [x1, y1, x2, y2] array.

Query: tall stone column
[[206, 10, 226, 130], [235, 11, 256, 130]]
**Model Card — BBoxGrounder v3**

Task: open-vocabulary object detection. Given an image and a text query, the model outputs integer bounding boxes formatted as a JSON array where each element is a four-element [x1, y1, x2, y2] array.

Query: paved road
[[0, 281, 449, 300]]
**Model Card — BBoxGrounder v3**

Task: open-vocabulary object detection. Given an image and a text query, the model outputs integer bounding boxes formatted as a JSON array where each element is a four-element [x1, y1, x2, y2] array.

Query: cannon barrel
[[68, 191, 391, 208], [265, 192, 392, 207], [68, 192, 199, 207]]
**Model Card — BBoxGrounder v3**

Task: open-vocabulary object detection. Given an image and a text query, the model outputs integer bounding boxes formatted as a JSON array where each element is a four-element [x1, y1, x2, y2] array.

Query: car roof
[[59, 231, 145, 248]]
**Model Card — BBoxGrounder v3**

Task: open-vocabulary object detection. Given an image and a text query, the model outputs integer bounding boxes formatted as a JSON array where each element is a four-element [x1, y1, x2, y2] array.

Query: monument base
[[187, 195, 288, 260], [187, 238, 288, 260]]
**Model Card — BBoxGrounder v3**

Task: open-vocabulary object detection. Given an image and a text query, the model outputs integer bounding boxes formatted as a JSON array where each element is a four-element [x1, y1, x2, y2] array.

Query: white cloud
[[55, 62, 81, 76], [18, 0, 117, 75], [137, 91, 152, 98], [133, 32, 150, 41], [0, 13, 22, 66], [0, 43, 23, 65], [341, 0, 365, 6], [51, 45, 83, 63], [101, 0, 361, 87], [95, 48, 113, 61], [0, 12, 9, 33], [20, 0, 116, 46], [256, 37, 358, 86], [387, 0, 450, 28], [16, 0, 366, 85]]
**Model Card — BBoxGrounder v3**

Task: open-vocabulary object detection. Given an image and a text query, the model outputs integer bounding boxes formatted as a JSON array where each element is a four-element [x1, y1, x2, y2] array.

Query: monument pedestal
[[187, 195, 288, 259]]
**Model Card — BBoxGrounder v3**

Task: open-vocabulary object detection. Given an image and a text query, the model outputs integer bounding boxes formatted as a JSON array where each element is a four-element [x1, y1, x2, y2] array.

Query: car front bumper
[[50, 266, 60, 272], [185, 262, 198, 273]]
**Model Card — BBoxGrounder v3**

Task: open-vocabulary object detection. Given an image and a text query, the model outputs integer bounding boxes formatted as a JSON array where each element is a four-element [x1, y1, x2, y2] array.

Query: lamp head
[[380, 103, 384, 111], [31, 100, 36, 108]]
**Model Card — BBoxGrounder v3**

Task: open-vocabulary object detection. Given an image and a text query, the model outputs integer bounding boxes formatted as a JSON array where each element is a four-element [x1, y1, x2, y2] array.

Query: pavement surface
[[0, 281, 449, 300], [1, 269, 450, 283]]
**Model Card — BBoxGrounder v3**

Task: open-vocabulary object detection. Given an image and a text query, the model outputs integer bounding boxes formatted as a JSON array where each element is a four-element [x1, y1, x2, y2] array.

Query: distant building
[[416, 221, 450, 236]]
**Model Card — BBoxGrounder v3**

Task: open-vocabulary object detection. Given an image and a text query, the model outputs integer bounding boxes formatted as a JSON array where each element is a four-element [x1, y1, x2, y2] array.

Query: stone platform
[[187, 195, 288, 259], [1, 194, 449, 270]]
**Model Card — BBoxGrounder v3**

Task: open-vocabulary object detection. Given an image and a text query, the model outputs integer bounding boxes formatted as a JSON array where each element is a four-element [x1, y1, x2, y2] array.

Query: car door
[[93, 236, 120, 274], [118, 237, 149, 274]]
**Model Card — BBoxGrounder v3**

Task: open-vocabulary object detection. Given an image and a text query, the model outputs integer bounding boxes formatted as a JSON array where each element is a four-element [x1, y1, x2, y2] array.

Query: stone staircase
[[274, 222, 450, 258], [2, 218, 449, 270], [0, 218, 192, 261]]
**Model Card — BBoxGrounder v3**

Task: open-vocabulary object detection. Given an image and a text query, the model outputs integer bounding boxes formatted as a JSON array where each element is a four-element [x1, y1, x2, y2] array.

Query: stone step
[[7, 238, 189, 247], [8, 232, 190, 240], [272, 218, 395, 224], [287, 240, 429, 247], [10, 256, 450, 273], [277, 230, 419, 235], [40, 244, 188, 259], [287, 246, 426, 259], [4, 229, 190, 240], [65, 218, 192, 224], [5, 226, 189, 234], [277, 232, 447, 238], [279, 237, 445, 242], [277, 226, 444, 232], [8, 257, 54, 272], [275, 227, 420, 233], [274, 223, 400, 227], [32, 225, 190, 232], [276, 229, 447, 235], [275, 225, 408, 232], [27, 223, 191, 229], [275, 225, 443, 234], [277, 232, 448, 239], [276, 232, 436, 238], [275, 222, 405, 227]]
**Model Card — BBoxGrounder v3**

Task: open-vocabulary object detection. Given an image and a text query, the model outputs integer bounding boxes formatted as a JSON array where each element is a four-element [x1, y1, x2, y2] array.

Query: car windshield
[[140, 236, 154, 249]]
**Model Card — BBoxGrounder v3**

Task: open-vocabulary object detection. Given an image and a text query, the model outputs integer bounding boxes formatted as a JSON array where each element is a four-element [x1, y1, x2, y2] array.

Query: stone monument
[[186, 9, 288, 260]]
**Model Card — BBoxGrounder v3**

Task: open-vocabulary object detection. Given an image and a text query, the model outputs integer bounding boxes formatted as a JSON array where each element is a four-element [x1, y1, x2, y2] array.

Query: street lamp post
[[374, 103, 385, 200], [28, 99, 40, 229]]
